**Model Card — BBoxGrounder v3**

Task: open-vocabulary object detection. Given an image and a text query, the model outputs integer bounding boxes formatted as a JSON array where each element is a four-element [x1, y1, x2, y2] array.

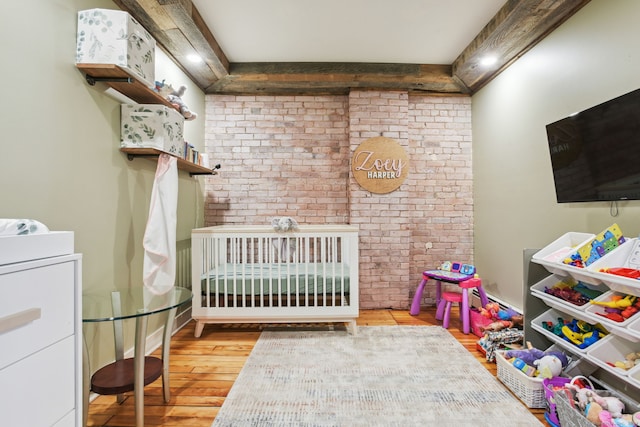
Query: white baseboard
[[470, 290, 522, 314]]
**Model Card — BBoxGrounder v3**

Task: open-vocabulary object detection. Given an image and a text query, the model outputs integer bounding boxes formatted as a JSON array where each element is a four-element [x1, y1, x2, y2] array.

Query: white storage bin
[[532, 232, 595, 277], [530, 274, 604, 312], [530, 309, 605, 354], [584, 290, 640, 328], [588, 238, 640, 295], [587, 335, 640, 378], [76, 9, 156, 88], [121, 104, 185, 157]]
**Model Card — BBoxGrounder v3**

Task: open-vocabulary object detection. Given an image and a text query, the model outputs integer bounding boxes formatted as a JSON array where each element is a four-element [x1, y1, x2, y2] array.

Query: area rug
[[212, 326, 543, 426]]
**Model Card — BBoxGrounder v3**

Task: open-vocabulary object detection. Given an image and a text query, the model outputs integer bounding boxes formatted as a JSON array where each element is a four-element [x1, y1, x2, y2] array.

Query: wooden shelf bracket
[[85, 74, 134, 86]]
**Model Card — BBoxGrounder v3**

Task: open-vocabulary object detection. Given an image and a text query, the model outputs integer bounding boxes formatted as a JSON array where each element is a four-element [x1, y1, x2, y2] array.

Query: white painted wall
[[0, 0, 206, 370], [472, 0, 640, 309]]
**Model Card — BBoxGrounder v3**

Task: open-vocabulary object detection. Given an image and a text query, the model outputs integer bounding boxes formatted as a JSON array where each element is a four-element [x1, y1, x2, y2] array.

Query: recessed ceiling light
[[480, 56, 498, 67], [187, 54, 203, 63]]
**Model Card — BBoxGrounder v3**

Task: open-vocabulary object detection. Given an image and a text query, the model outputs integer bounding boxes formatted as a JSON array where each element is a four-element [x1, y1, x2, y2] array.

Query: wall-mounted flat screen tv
[[545, 88, 640, 203]]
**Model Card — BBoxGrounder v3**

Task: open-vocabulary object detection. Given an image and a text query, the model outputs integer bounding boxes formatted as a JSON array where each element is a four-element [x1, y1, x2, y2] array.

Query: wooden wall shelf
[[76, 63, 176, 110], [120, 148, 218, 176], [77, 63, 218, 177]]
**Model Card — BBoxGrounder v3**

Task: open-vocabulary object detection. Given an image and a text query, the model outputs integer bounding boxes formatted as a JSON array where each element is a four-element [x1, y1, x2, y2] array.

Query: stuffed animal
[[572, 387, 626, 423], [271, 216, 299, 232], [504, 347, 568, 368], [167, 85, 197, 121], [534, 355, 563, 379], [585, 401, 605, 426]]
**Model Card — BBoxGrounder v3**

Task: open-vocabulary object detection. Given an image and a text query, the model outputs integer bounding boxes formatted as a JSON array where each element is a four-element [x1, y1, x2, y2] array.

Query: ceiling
[[192, 0, 506, 64], [113, 0, 591, 95]]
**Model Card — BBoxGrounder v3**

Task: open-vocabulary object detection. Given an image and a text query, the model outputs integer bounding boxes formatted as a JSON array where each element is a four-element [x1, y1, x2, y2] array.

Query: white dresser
[[0, 232, 82, 427]]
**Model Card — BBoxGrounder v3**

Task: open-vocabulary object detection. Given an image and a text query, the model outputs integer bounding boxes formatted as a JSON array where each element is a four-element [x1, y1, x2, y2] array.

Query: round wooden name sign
[[351, 136, 409, 194]]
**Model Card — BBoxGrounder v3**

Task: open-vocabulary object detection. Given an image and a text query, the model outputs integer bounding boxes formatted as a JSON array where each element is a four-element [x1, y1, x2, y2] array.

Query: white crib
[[191, 224, 359, 337]]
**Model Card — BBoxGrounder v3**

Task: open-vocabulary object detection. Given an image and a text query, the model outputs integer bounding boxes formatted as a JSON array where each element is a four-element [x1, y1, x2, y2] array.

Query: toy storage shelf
[[524, 239, 640, 401], [121, 148, 217, 176], [77, 63, 177, 110]]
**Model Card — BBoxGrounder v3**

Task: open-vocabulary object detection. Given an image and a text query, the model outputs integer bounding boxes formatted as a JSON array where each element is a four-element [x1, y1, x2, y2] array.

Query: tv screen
[[545, 88, 640, 203]]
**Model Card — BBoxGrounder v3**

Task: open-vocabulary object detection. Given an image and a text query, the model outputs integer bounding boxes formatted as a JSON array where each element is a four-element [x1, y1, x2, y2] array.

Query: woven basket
[[495, 351, 546, 408], [555, 377, 640, 427]]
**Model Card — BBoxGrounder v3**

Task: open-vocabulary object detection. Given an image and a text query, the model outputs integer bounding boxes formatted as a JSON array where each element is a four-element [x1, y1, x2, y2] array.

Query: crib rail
[[191, 225, 359, 336]]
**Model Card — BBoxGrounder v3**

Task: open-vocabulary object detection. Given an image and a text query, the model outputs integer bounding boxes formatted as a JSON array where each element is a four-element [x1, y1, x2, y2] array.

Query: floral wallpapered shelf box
[[76, 8, 156, 88], [121, 104, 185, 158]]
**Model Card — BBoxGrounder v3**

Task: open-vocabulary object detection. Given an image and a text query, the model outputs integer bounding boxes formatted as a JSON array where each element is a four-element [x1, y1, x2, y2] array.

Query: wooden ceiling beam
[[206, 63, 463, 95], [452, 0, 591, 93], [113, 0, 229, 89], [114, 0, 590, 95]]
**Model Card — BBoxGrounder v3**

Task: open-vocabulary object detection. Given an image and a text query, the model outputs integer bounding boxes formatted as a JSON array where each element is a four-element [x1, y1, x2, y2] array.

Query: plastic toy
[[511, 357, 536, 376], [574, 283, 605, 300], [591, 294, 636, 309], [564, 223, 625, 267], [480, 320, 512, 332], [607, 351, 640, 371], [600, 267, 640, 279], [561, 324, 601, 349], [479, 302, 500, 319], [422, 261, 475, 283], [497, 307, 520, 320]]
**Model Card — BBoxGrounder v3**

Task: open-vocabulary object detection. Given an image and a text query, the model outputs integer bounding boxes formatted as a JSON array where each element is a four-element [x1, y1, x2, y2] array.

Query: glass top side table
[[82, 286, 192, 427]]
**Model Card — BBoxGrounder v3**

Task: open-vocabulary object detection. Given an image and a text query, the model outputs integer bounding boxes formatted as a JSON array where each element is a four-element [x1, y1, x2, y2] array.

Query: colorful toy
[[564, 223, 625, 267], [591, 294, 636, 309], [422, 261, 475, 283], [479, 302, 500, 319], [504, 347, 569, 368], [511, 357, 536, 376], [600, 267, 640, 280], [591, 293, 640, 323], [480, 320, 512, 332]]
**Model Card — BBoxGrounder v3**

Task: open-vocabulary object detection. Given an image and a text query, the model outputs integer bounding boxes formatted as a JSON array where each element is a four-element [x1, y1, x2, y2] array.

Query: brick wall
[[202, 91, 473, 309]]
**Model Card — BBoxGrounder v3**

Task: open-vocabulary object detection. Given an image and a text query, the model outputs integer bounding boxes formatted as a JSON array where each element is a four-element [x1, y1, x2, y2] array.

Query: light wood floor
[[86, 307, 547, 426]]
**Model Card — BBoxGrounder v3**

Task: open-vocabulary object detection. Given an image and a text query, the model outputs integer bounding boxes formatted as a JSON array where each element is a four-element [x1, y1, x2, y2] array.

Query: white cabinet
[[525, 236, 640, 400], [0, 233, 82, 427]]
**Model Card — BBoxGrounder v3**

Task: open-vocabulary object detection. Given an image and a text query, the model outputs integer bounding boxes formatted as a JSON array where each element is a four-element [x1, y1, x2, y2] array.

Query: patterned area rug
[[212, 326, 543, 426]]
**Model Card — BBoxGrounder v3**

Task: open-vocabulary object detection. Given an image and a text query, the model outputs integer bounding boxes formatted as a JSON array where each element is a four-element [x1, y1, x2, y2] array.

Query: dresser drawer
[[0, 261, 76, 369], [0, 336, 76, 426]]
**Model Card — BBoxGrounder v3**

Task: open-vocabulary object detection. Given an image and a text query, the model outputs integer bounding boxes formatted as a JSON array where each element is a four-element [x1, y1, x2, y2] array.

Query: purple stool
[[434, 277, 488, 334]]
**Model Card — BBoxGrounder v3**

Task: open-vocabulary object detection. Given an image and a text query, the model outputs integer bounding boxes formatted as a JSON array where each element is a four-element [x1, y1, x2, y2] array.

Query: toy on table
[[424, 261, 476, 282]]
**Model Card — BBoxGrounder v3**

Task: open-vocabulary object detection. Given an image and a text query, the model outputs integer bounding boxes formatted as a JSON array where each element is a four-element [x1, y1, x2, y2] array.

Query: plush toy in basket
[[554, 376, 640, 427]]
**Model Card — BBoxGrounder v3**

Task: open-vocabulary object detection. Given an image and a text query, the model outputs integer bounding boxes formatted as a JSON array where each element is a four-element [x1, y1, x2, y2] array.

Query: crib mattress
[[201, 262, 350, 294]]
